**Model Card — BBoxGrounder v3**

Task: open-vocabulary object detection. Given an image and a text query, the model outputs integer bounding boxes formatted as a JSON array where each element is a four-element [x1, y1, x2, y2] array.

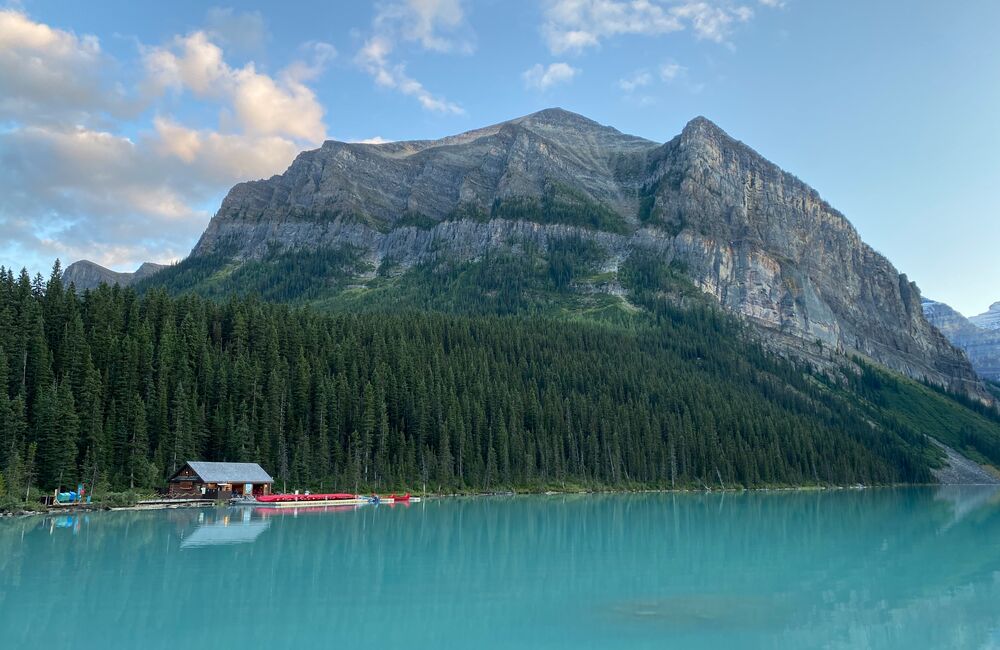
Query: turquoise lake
[[2, 488, 1000, 649]]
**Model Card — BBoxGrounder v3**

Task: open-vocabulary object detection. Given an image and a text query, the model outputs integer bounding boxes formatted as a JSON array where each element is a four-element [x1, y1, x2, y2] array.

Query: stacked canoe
[[253, 493, 415, 508]]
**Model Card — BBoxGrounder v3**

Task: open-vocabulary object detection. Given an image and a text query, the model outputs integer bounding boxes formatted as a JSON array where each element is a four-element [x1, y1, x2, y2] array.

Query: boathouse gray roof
[[172, 461, 274, 484]]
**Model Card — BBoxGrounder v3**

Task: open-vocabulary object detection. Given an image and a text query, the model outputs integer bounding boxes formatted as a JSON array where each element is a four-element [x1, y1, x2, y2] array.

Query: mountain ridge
[[63, 259, 166, 290], [144, 108, 986, 400]]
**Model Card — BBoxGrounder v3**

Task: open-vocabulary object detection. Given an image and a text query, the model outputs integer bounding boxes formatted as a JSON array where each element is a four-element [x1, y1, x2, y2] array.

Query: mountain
[[151, 108, 985, 400], [970, 302, 1000, 330], [8, 109, 1000, 495], [63, 260, 166, 290], [923, 298, 1000, 381]]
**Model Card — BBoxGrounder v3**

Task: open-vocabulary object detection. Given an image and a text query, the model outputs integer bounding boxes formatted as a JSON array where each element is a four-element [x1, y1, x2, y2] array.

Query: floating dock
[[250, 493, 419, 508]]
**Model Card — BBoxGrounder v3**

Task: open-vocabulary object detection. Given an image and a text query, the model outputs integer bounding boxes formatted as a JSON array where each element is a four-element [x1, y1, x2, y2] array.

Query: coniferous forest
[[5, 258, 1000, 502]]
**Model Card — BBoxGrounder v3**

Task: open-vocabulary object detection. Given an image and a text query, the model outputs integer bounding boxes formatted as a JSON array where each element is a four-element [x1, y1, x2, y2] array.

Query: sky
[[1, 0, 998, 316]]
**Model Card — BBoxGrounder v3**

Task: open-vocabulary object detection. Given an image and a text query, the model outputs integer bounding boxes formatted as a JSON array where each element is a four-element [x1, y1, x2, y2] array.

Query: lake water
[[2, 488, 1000, 649]]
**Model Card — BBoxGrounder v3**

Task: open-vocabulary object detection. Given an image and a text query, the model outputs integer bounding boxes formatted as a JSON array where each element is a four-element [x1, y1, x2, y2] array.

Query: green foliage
[[5, 260, 996, 497], [637, 194, 656, 224], [847, 362, 1000, 467], [491, 182, 631, 234], [547, 236, 606, 289], [986, 380, 1000, 402], [136, 246, 367, 304], [395, 211, 440, 230], [5, 256, 1000, 499], [620, 250, 698, 299], [133, 252, 231, 296], [446, 202, 490, 223], [324, 241, 615, 318], [98, 490, 144, 508]]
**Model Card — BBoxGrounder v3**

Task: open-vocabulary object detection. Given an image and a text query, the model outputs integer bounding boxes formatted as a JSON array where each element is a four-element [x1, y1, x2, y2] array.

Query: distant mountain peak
[[971, 301, 1000, 331], [63, 259, 166, 291], [924, 297, 1000, 380]]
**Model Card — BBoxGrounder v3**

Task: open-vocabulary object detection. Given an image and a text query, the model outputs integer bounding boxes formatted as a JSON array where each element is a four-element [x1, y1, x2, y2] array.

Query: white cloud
[[0, 125, 207, 269], [671, 2, 753, 42], [351, 136, 393, 144], [375, 0, 474, 53], [542, 0, 761, 53], [617, 60, 692, 104], [151, 118, 302, 182], [0, 10, 333, 273], [660, 60, 685, 80], [284, 41, 338, 83], [356, 35, 464, 114], [144, 31, 329, 141], [0, 9, 134, 124], [144, 31, 229, 95], [618, 70, 652, 92], [523, 62, 579, 90], [544, 0, 682, 53], [230, 65, 327, 140], [355, 1, 468, 114]]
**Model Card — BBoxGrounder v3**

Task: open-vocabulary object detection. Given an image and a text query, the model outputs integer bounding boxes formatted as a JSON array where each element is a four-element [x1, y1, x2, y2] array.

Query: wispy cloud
[[542, 0, 764, 54], [523, 62, 580, 90], [356, 35, 464, 114], [374, 0, 475, 54], [617, 70, 652, 92], [355, 0, 469, 114], [659, 60, 685, 80], [617, 59, 692, 103]]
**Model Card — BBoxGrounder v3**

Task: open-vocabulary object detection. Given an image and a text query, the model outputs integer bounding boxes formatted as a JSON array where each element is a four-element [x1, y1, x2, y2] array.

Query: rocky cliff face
[[923, 299, 1000, 381], [188, 108, 986, 398], [63, 260, 166, 290]]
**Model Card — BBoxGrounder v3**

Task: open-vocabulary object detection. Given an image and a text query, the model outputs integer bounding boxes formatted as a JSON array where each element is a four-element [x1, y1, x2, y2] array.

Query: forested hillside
[[5, 260, 1000, 501]]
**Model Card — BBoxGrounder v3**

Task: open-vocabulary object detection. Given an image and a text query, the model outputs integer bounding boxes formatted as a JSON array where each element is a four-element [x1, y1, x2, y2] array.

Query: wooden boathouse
[[168, 461, 273, 499]]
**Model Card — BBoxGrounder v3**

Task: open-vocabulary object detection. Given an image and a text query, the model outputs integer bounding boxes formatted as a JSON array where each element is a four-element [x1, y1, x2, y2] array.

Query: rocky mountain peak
[[680, 115, 725, 137], [516, 107, 601, 127], [182, 109, 988, 400]]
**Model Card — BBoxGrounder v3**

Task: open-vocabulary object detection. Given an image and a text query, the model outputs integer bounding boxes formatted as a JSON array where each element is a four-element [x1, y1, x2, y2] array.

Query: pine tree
[[128, 394, 148, 489]]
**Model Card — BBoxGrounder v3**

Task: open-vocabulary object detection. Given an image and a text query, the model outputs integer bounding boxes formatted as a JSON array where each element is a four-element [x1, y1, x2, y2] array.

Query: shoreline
[[1, 482, 974, 519]]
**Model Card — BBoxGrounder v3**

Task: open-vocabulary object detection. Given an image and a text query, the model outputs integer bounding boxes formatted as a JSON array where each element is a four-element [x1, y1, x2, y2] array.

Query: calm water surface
[[2, 488, 1000, 649]]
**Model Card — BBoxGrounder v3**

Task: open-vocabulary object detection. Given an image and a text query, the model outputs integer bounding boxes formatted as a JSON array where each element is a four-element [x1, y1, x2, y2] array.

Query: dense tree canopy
[[8, 257, 1000, 499]]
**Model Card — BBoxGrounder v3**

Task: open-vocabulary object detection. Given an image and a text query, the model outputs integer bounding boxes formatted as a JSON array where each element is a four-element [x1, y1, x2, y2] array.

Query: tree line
[[3, 258, 971, 502]]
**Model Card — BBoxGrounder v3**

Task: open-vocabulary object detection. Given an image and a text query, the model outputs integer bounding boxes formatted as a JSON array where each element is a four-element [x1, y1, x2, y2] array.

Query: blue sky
[[1, 1, 998, 315]]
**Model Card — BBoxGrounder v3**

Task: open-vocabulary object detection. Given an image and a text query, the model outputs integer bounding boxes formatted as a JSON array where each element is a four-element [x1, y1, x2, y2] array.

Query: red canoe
[[255, 493, 356, 503]]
